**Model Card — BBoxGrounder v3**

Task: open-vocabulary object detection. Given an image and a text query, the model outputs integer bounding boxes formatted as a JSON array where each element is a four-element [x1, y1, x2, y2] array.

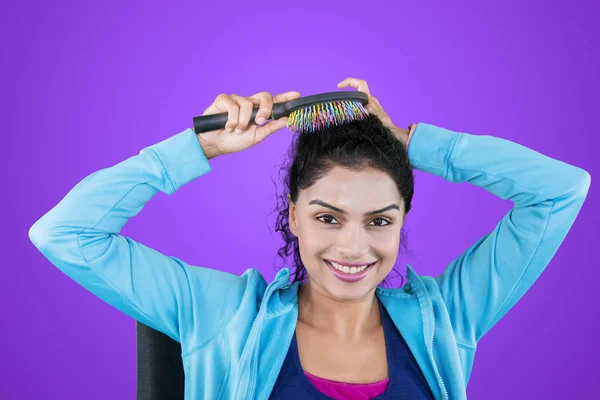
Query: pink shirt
[[304, 371, 389, 400]]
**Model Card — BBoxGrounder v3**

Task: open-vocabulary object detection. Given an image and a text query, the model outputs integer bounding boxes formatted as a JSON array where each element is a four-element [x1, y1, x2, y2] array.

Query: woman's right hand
[[197, 90, 301, 159]]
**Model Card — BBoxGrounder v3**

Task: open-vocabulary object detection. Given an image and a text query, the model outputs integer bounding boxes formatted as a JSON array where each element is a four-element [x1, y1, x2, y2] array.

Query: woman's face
[[288, 165, 406, 302]]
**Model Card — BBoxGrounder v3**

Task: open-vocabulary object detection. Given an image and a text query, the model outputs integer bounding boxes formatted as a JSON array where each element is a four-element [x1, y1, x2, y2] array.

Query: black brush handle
[[193, 103, 288, 134]]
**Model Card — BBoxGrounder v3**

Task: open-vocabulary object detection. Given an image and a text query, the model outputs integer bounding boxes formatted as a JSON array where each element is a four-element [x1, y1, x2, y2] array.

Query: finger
[[366, 95, 382, 110], [254, 116, 288, 143], [231, 94, 254, 133], [217, 94, 239, 132], [336, 77, 371, 96], [272, 91, 301, 104], [365, 96, 387, 119], [249, 91, 274, 125]]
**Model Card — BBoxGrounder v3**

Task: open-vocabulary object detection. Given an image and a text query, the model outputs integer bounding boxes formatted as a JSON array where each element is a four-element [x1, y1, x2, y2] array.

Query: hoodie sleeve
[[28, 128, 253, 348], [407, 123, 591, 345]]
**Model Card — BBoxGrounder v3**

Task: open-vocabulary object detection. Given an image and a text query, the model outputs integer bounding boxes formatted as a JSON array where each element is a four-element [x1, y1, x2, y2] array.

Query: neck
[[297, 278, 382, 340]]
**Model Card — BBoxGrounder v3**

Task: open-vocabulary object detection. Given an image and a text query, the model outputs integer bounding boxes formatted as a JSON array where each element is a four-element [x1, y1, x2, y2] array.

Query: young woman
[[29, 77, 591, 399]]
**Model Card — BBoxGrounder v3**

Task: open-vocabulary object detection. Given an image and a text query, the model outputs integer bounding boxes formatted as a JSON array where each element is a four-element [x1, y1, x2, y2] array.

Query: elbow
[[572, 169, 591, 200], [549, 168, 591, 214], [29, 218, 90, 268], [557, 168, 592, 211], [28, 217, 67, 253], [29, 218, 51, 251]]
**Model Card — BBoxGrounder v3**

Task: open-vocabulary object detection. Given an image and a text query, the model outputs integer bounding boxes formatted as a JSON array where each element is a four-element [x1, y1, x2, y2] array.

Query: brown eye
[[317, 215, 338, 224], [369, 218, 391, 227]]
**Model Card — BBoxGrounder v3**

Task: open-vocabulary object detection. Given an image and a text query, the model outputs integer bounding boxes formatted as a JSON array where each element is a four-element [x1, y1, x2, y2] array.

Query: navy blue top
[[269, 298, 434, 399]]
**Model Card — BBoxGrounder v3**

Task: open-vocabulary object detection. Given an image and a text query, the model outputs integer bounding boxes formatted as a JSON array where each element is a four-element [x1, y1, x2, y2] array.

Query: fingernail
[[234, 129, 242, 134], [256, 117, 265, 125]]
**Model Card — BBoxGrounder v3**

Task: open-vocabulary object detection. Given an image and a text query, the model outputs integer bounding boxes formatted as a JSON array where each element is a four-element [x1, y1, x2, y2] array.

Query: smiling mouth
[[324, 259, 377, 275]]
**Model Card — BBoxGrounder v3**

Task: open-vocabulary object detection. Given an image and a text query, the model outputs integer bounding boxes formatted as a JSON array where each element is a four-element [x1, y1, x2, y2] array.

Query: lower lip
[[325, 260, 376, 282]]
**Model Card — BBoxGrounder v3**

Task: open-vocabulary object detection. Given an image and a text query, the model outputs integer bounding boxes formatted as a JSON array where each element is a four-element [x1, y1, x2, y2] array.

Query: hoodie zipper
[[408, 279, 448, 400], [235, 270, 289, 400], [430, 302, 449, 399]]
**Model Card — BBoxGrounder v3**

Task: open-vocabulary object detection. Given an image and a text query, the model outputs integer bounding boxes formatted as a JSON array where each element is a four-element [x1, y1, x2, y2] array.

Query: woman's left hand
[[337, 77, 411, 147]]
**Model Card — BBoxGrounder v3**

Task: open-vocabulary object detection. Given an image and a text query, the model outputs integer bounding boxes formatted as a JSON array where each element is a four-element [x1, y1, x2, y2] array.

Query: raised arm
[[28, 129, 253, 348], [407, 123, 591, 345], [28, 90, 300, 350]]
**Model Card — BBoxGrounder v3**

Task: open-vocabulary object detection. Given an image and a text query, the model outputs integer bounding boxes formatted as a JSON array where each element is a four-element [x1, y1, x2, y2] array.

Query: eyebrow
[[308, 200, 400, 216]]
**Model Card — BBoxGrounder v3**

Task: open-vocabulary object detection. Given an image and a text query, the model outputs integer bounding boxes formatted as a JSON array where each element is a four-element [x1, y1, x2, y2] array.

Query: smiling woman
[[268, 110, 432, 399], [28, 78, 591, 400]]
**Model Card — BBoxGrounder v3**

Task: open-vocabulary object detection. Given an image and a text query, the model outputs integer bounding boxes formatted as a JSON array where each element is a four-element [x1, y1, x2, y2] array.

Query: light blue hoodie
[[29, 122, 591, 399]]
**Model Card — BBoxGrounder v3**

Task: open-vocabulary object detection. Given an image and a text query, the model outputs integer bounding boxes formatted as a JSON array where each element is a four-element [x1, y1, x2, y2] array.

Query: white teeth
[[328, 261, 371, 274]]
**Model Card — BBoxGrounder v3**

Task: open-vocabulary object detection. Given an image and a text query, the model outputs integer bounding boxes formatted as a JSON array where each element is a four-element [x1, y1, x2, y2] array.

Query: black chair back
[[136, 321, 184, 400]]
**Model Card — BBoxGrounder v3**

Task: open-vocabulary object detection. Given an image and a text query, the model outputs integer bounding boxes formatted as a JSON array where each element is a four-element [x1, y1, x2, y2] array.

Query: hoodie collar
[[260, 265, 444, 399]]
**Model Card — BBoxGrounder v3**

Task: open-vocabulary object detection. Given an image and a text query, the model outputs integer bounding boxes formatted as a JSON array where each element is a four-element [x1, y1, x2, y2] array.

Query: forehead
[[298, 166, 402, 209]]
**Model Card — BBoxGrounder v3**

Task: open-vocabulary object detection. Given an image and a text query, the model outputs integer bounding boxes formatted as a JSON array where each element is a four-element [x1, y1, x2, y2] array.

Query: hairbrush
[[192, 91, 369, 134]]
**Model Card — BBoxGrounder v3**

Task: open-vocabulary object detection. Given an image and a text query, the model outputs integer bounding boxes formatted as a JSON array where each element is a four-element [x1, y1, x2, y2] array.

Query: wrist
[[406, 124, 417, 149], [391, 126, 410, 148], [197, 134, 219, 160]]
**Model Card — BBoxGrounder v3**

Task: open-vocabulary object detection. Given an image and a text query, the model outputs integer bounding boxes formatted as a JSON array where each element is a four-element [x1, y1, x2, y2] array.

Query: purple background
[[2, 0, 598, 398]]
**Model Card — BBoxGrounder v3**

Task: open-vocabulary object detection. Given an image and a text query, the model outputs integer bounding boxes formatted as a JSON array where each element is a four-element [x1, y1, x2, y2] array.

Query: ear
[[288, 193, 298, 237]]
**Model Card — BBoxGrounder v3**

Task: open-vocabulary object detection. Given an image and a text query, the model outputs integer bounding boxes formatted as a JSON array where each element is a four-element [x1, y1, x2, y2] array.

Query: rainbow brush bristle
[[286, 100, 369, 134]]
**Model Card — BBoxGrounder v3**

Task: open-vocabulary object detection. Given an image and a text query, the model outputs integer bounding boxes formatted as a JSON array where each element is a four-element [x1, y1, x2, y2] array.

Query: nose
[[334, 224, 369, 260]]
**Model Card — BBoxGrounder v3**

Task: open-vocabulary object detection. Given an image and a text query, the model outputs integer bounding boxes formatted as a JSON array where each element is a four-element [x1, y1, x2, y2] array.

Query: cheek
[[297, 239, 326, 275], [296, 221, 339, 272], [298, 226, 328, 256], [373, 231, 401, 271]]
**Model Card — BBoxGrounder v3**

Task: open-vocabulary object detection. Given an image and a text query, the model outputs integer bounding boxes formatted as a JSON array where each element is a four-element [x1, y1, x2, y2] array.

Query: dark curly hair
[[271, 113, 415, 288]]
